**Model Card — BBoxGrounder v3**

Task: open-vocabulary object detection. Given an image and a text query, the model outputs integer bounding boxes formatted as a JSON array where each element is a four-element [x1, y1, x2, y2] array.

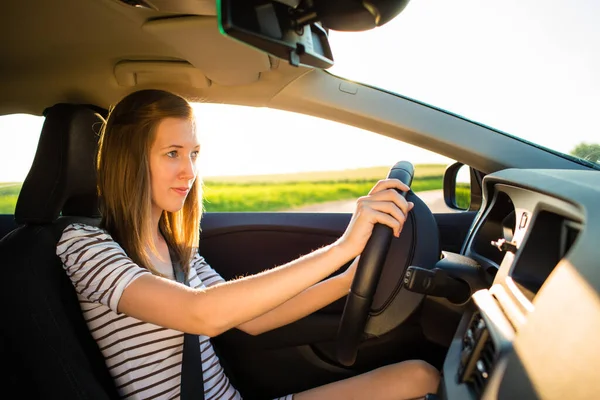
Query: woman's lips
[[172, 187, 190, 196]]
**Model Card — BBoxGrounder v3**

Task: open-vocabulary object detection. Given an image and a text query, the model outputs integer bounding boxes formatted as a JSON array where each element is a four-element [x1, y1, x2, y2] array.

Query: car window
[[192, 103, 461, 213], [0, 114, 44, 214], [328, 0, 600, 170], [0, 106, 466, 215]]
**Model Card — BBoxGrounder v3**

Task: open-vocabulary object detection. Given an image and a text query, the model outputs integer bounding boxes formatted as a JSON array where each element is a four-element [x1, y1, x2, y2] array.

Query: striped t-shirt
[[57, 223, 293, 400]]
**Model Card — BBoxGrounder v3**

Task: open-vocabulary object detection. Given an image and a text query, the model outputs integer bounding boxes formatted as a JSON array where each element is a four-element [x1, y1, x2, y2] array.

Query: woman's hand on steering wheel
[[336, 178, 414, 259]]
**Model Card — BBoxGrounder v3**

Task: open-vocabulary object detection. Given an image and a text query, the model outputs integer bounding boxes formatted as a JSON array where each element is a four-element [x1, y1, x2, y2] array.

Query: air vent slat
[[482, 340, 496, 367], [462, 313, 497, 398], [473, 373, 484, 392]]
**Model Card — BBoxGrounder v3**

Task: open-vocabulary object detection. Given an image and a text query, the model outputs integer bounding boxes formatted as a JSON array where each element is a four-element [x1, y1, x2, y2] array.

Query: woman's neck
[[148, 207, 172, 272], [151, 206, 163, 247]]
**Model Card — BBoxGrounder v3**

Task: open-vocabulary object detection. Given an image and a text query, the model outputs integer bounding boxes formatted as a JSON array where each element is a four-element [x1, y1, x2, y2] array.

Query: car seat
[[0, 104, 120, 399]]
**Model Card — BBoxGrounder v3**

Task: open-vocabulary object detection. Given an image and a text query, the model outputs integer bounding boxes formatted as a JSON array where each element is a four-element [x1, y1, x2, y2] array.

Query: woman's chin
[[163, 202, 185, 213]]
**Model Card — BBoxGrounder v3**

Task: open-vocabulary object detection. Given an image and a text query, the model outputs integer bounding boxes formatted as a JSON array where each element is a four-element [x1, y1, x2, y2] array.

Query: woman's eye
[[167, 151, 178, 158], [191, 150, 199, 159]]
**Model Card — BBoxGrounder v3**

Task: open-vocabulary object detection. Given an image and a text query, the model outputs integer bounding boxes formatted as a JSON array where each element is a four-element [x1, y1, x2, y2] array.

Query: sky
[[0, 0, 598, 182], [326, 0, 599, 156]]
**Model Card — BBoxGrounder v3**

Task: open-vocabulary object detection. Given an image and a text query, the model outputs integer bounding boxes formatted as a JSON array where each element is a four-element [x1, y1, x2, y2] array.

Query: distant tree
[[570, 142, 600, 163]]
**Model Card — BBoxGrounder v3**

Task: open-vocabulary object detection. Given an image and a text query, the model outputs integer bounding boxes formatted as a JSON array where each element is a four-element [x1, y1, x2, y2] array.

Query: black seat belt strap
[[173, 254, 205, 400]]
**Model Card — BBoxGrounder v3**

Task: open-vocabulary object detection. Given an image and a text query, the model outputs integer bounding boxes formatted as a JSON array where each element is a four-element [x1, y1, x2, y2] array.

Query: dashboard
[[440, 168, 600, 400]]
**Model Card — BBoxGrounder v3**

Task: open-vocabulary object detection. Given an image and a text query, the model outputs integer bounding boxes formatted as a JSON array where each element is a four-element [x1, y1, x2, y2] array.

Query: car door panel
[[200, 210, 476, 398], [0, 215, 18, 239]]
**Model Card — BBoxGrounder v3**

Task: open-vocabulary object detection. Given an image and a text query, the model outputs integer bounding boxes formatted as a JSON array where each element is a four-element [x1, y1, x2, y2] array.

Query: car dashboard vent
[[459, 312, 498, 398], [471, 335, 496, 395]]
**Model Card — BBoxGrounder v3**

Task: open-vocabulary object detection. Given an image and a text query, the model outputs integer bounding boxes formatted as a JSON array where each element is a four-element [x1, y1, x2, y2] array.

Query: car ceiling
[[1, 0, 311, 116]]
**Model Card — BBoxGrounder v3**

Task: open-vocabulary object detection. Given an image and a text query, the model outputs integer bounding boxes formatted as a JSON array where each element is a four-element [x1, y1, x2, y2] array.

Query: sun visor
[[143, 16, 272, 86], [114, 61, 210, 88]]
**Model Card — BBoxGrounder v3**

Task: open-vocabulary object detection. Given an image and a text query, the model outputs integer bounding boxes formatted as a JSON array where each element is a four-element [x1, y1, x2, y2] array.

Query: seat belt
[[173, 255, 205, 400]]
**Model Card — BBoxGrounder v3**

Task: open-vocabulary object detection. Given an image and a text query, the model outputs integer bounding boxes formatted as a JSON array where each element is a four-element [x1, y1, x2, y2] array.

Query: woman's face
[[149, 117, 199, 216]]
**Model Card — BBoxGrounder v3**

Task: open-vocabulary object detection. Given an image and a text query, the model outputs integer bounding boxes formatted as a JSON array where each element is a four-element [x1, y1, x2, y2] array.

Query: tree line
[[571, 142, 600, 163]]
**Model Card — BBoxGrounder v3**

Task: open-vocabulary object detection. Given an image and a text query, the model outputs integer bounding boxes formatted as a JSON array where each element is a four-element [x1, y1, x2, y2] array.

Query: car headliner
[[1, 0, 314, 115]]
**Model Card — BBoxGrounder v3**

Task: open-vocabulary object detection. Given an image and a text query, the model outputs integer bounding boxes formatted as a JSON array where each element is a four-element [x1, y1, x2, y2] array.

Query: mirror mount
[[218, 0, 411, 68], [218, 0, 334, 68]]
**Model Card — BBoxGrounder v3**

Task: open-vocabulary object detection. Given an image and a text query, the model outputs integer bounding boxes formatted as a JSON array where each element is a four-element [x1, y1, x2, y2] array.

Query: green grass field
[[203, 175, 444, 212], [201, 164, 446, 212], [0, 164, 448, 214], [204, 164, 447, 183], [455, 184, 471, 210], [0, 183, 20, 214]]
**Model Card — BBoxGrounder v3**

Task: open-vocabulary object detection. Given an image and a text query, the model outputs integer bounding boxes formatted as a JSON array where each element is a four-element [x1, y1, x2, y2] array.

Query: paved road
[[291, 189, 459, 214]]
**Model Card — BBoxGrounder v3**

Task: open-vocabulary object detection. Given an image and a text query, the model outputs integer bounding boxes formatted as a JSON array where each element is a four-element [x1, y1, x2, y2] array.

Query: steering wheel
[[336, 161, 436, 367]]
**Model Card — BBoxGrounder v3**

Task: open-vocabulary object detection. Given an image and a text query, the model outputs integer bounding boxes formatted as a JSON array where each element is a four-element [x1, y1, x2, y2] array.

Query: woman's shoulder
[[57, 223, 150, 311], [60, 222, 110, 239], [57, 222, 117, 255]]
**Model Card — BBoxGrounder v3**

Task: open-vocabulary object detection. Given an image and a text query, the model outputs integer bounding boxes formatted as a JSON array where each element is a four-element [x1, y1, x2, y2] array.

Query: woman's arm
[[237, 258, 357, 336], [118, 179, 412, 337], [119, 241, 352, 337]]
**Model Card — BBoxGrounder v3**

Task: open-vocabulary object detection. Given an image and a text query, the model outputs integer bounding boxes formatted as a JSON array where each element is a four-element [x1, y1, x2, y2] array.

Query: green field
[[455, 184, 471, 210], [0, 183, 20, 214], [201, 164, 446, 212], [0, 164, 447, 214], [203, 175, 443, 212], [204, 164, 447, 183]]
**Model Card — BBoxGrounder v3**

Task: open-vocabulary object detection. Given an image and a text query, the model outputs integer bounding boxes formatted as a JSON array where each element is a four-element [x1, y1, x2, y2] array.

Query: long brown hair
[[97, 89, 202, 275]]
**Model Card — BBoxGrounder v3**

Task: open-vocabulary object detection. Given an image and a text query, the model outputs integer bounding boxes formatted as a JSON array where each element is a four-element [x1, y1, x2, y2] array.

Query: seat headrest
[[15, 104, 105, 224]]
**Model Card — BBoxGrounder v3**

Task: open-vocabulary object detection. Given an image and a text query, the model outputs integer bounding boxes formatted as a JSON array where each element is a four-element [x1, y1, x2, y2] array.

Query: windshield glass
[[328, 0, 599, 168]]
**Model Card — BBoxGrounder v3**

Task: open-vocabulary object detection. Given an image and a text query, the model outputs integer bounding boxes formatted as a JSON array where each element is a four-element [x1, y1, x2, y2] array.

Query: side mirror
[[217, 0, 411, 68], [443, 162, 471, 211]]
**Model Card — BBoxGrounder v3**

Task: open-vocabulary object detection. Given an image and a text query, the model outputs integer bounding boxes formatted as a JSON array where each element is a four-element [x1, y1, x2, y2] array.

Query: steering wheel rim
[[336, 161, 414, 367]]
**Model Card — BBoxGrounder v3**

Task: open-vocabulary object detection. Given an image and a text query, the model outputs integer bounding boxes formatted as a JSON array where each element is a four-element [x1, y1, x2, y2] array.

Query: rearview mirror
[[218, 0, 334, 68], [218, 0, 411, 68]]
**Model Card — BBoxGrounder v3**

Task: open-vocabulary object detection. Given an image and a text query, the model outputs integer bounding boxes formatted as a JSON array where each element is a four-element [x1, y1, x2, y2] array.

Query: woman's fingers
[[358, 199, 413, 237], [340, 182, 416, 257], [370, 207, 403, 237], [368, 179, 411, 196], [362, 187, 413, 217]]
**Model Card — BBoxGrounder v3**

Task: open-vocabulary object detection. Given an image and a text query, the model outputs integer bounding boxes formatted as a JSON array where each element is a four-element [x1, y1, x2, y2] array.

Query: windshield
[[328, 0, 600, 168]]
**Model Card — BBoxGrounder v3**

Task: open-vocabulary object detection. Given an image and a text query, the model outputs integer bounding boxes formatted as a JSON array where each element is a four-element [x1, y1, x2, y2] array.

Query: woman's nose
[[180, 156, 196, 179]]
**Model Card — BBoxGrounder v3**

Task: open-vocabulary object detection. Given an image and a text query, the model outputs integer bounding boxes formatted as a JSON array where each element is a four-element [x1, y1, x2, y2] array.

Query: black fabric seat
[[0, 104, 119, 399]]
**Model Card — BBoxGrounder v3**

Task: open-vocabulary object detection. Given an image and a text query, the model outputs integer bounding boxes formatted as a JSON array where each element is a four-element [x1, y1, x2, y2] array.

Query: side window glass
[[0, 114, 44, 214], [192, 103, 460, 213]]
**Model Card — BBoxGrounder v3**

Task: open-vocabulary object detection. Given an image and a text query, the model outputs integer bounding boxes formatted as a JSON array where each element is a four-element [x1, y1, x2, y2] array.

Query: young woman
[[57, 89, 440, 399]]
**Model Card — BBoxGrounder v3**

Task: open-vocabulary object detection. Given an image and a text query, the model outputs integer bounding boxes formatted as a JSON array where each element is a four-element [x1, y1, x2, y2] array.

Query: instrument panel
[[441, 168, 600, 400]]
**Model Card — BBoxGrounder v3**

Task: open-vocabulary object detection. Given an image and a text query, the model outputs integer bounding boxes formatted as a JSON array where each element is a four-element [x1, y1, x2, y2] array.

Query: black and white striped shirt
[[57, 223, 293, 400]]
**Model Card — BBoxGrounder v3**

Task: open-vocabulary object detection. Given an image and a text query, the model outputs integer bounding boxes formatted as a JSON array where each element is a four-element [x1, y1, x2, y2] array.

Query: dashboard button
[[519, 212, 528, 229], [476, 360, 489, 379]]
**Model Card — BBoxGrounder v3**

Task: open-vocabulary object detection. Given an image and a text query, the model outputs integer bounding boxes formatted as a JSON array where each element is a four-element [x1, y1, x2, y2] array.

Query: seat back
[[0, 104, 119, 399]]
